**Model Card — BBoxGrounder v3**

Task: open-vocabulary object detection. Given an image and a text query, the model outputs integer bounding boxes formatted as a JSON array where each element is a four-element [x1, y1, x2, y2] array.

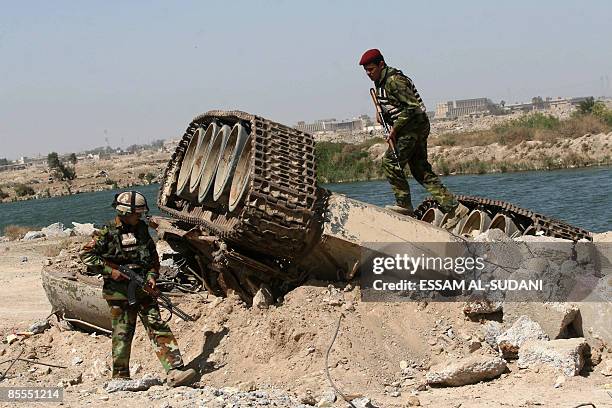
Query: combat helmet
[[112, 191, 149, 215]]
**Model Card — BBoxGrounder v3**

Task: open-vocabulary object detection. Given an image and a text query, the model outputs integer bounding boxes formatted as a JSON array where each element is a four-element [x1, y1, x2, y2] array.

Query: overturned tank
[[153, 110, 592, 301], [42, 110, 596, 331]]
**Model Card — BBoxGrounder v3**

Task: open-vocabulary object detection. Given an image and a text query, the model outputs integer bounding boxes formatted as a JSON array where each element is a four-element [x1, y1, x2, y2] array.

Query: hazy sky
[[1, 1, 611, 159]]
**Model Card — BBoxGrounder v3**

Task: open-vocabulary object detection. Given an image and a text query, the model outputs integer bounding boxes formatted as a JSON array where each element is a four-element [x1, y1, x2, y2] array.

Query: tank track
[[158, 110, 319, 260], [415, 195, 592, 241]]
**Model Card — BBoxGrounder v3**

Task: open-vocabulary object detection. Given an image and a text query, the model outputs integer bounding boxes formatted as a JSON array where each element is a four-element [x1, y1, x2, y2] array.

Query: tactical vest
[[99, 221, 154, 272], [376, 68, 427, 126]]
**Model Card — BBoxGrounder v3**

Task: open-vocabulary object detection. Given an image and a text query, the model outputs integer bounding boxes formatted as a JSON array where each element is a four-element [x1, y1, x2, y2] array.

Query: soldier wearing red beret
[[359, 49, 468, 227]]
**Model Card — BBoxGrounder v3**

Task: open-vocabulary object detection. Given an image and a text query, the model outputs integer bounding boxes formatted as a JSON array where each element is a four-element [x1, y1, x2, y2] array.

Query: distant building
[[435, 98, 497, 119], [295, 117, 364, 133]]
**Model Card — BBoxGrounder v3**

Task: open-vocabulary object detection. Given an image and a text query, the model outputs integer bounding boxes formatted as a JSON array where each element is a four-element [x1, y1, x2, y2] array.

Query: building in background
[[295, 117, 365, 133], [435, 98, 498, 119]]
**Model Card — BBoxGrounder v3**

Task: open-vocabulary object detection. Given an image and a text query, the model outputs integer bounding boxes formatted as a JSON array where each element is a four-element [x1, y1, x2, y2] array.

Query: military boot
[[167, 368, 196, 387], [441, 203, 469, 230], [385, 205, 415, 217]]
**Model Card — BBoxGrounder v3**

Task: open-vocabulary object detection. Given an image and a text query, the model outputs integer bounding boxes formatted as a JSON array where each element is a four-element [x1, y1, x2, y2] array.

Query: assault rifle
[[109, 262, 195, 322], [370, 88, 402, 165]]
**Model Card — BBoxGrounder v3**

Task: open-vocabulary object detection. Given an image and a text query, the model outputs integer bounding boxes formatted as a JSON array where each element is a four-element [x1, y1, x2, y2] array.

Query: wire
[[325, 313, 357, 408], [0, 348, 24, 381], [0, 359, 67, 369]]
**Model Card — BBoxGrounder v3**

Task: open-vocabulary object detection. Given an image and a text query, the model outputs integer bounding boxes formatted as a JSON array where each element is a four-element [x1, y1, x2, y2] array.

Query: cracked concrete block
[[517, 338, 589, 376], [426, 355, 507, 387], [497, 315, 549, 359]]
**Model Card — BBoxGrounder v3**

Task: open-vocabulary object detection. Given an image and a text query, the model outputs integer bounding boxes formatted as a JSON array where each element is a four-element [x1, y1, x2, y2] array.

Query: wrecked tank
[[42, 110, 594, 329], [153, 110, 592, 300]]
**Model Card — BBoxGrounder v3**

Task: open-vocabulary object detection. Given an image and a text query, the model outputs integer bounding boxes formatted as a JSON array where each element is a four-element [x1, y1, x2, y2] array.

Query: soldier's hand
[[110, 268, 126, 281], [147, 277, 157, 290]]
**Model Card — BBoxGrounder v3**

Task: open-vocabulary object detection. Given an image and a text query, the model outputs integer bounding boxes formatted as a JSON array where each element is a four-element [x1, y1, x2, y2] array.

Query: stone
[[351, 397, 375, 408], [482, 321, 502, 348], [426, 355, 507, 387], [104, 374, 163, 393], [463, 299, 503, 316], [238, 381, 256, 392], [553, 375, 565, 388], [517, 338, 589, 376], [503, 302, 580, 339], [20, 256, 28, 262], [400, 360, 409, 370], [6, 334, 20, 344], [389, 391, 400, 397], [600, 359, 612, 376], [317, 388, 336, 406], [89, 359, 110, 379], [28, 319, 50, 335], [299, 392, 317, 405], [71, 222, 97, 236], [23, 231, 45, 240], [497, 316, 549, 359], [469, 341, 482, 353], [41, 222, 73, 238], [407, 395, 421, 406], [252, 285, 273, 309], [72, 356, 83, 365]]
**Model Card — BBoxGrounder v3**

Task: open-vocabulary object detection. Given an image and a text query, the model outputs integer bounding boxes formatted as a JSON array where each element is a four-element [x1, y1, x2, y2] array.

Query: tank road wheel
[[489, 213, 520, 237], [420, 207, 445, 227], [198, 124, 231, 206], [213, 123, 250, 209], [176, 127, 202, 198], [459, 209, 492, 237], [228, 132, 253, 213], [189, 122, 218, 197]]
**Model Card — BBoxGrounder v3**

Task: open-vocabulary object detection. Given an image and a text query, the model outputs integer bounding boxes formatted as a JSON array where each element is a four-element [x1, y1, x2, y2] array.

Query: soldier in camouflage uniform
[[359, 49, 468, 226], [80, 191, 196, 386]]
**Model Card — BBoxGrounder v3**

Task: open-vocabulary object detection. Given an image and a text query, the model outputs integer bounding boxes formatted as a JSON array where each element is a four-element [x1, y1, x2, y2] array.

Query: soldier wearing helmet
[[80, 191, 196, 386], [359, 49, 468, 227]]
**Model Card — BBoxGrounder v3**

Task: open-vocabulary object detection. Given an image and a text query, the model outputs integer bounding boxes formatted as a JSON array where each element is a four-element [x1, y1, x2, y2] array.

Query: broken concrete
[[481, 321, 503, 348], [517, 338, 589, 376], [463, 299, 503, 316], [425, 355, 507, 387], [503, 302, 581, 339], [104, 374, 163, 393], [497, 315, 549, 359]]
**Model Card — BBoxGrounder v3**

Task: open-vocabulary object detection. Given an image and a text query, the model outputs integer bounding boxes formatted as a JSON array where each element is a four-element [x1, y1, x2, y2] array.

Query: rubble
[[517, 338, 590, 376], [41, 222, 74, 238], [252, 285, 273, 309], [497, 316, 549, 359], [104, 374, 163, 393], [600, 359, 612, 376], [28, 319, 51, 334], [425, 355, 507, 387], [23, 231, 45, 240], [482, 321, 503, 348], [462, 299, 503, 316], [71, 222, 97, 237], [503, 302, 581, 339]]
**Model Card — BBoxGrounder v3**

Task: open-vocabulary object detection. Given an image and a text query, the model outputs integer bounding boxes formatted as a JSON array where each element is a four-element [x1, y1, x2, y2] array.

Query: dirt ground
[[1, 236, 611, 407]]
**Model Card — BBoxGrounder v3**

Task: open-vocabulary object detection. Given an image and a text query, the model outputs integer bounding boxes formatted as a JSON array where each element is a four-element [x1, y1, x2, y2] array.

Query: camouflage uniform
[[80, 219, 184, 378], [376, 66, 457, 212]]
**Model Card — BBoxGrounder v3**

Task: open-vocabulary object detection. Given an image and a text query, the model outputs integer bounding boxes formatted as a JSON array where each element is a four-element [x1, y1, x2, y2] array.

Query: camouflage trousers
[[382, 124, 457, 212], [107, 298, 184, 378]]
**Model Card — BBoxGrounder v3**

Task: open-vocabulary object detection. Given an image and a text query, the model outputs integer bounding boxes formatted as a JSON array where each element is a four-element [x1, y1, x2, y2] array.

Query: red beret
[[359, 49, 383, 65]]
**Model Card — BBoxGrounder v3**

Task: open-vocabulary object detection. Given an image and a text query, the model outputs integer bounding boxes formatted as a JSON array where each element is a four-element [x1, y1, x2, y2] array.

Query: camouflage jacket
[[375, 65, 428, 132], [80, 218, 159, 300]]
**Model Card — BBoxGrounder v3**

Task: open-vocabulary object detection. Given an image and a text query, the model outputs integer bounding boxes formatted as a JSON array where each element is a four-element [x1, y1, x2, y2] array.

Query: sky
[[1, 0, 612, 159]]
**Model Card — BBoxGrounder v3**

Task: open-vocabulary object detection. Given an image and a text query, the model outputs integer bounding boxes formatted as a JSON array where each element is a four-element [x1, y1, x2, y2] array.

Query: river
[[1, 167, 610, 234]]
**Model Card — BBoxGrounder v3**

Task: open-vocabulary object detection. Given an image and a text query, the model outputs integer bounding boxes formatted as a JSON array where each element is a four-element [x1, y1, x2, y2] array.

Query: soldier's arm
[[387, 75, 423, 133], [79, 228, 114, 276]]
